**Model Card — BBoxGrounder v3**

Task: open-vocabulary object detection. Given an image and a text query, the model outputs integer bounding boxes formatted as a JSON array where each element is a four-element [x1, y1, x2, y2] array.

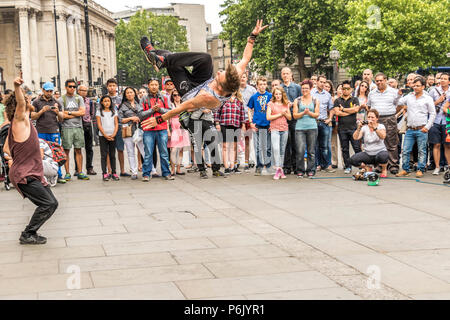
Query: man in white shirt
[[396, 76, 436, 178], [366, 72, 402, 174]]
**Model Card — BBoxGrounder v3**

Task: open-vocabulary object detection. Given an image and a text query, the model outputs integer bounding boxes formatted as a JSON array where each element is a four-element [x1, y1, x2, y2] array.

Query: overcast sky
[[94, 0, 225, 34]]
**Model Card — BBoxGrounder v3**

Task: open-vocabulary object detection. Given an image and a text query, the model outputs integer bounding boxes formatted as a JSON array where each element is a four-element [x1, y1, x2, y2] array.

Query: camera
[[362, 120, 369, 125], [51, 106, 58, 110]]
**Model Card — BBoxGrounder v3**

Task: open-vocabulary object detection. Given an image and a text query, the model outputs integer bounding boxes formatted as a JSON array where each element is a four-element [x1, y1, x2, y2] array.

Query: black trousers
[[283, 122, 297, 172], [99, 136, 116, 174], [75, 124, 94, 172], [18, 177, 58, 235], [338, 129, 362, 169], [350, 151, 389, 167], [188, 120, 220, 172], [164, 52, 213, 96]]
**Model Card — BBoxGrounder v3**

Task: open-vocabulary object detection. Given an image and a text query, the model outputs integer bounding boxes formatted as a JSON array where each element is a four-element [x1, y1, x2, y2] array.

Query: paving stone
[[0, 251, 22, 264], [124, 221, 185, 233], [171, 245, 289, 264], [0, 273, 93, 296], [170, 225, 251, 239], [42, 225, 128, 238], [208, 234, 268, 248], [246, 287, 362, 300], [38, 282, 185, 300], [330, 221, 450, 252], [176, 271, 339, 299], [177, 217, 237, 229], [90, 264, 213, 287], [204, 257, 312, 278], [103, 238, 217, 256], [0, 261, 58, 278], [336, 252, 450, 296], [66, 230, 174, 247], [0, 293, 38, 300], [59, 252, 177, 272], [22, 246, 105, 262], [0, 238, 67, 252], [387, 249, 450, 283]]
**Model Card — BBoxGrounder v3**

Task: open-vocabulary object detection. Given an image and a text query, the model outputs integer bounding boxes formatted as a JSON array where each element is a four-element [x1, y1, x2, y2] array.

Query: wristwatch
[[68, 111, 72, 116], [374, 127, 378, 131]]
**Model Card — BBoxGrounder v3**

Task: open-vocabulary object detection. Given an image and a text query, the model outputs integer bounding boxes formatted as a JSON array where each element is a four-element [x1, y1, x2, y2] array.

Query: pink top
[[268, 101, 289, 132]]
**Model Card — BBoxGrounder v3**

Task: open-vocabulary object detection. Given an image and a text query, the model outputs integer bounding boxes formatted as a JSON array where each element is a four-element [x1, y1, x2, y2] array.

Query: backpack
[[46, 140, 67, 167]]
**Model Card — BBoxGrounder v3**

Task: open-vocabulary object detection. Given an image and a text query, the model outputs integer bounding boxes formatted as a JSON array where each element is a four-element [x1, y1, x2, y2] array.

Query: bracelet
[[156, 115, 164, 124], [247, 37, 255, 44]]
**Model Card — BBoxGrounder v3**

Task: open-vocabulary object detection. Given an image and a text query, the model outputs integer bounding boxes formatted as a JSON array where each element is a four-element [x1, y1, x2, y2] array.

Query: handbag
[[132, 128, 143, 144], [122, 124, 133, 138]]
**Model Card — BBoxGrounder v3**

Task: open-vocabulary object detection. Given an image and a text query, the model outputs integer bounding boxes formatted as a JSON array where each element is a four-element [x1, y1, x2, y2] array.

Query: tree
[[115, 11, 188, 87], [332, 0, 450, 77], [220, 0, 349, 80]]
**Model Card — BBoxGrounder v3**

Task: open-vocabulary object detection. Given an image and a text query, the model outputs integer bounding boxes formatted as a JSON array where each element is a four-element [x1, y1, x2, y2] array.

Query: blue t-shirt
[[248, 91, 272, 127], [295, 99, 317, 131]]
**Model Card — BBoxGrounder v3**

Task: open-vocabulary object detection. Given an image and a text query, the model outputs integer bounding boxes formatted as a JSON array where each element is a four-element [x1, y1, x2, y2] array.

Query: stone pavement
[[0, 150, 449, 300]]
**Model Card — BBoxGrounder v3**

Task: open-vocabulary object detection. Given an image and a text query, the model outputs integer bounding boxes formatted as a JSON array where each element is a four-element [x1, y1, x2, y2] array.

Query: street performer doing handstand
[[140, 19, 268, 130]]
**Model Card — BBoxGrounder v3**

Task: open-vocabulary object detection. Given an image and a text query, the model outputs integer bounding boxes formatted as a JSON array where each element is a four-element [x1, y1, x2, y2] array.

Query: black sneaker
[[233, 167, 242, 174], [120, 172, 132, 177], [224, 168, 232, 175], [19, 232, 47, 245], [284, 168, 292, 175], [199, 171, 208, 179], [212, 170, 227, 178], [140, 37, 165, 72]]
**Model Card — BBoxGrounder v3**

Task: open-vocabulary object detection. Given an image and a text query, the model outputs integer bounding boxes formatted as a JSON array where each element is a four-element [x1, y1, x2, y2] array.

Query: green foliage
[[332, 0, 450, 77], [220, 0, 349, 79], [115, 11, 188, 87]]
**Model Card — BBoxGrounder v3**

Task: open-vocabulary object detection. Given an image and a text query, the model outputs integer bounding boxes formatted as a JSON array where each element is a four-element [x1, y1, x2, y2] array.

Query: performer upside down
[[140, 19, 268, 130]]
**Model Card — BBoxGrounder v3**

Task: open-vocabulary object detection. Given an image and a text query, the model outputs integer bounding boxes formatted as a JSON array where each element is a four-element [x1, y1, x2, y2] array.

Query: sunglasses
[[342, 87, 351, 90], [173, 94, 180, 97], [67, 86, 77, 89]]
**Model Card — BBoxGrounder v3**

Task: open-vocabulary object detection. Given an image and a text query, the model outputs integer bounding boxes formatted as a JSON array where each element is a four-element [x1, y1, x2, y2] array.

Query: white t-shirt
[[96, 110, 117, 136], [361, 124, 387, 156]]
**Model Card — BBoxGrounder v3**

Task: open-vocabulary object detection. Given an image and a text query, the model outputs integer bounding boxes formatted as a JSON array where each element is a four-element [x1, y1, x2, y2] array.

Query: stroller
[[0, 124, 11, 191]]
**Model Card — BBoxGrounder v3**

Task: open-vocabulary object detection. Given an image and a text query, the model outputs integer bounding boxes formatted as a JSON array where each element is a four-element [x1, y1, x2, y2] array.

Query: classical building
[[0, 0, 117, 92], [207, 33, 232, 74], [113, 3, 208, 53]]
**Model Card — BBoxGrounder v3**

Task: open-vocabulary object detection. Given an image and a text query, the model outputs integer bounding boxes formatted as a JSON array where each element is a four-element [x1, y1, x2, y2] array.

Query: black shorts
[[429, 124, 450, 145], [220, 125, 241, 143]]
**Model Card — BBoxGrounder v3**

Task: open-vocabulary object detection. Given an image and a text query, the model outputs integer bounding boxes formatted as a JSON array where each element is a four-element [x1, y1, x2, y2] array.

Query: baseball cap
[[164, 78, 173, 85], [43, 82, 55, 91]]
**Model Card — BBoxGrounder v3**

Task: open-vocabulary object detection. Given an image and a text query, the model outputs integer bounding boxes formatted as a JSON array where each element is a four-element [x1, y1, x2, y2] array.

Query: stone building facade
[[113, 3, 208, 53], [0, 0, 117, 92]]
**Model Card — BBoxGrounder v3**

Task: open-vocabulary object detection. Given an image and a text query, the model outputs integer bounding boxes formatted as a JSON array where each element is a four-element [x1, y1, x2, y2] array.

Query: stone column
[[104, 32, 111, 78], [109, 36, 116, 76], [56, 11, 69, 86], [67, 19, 77, 78], [18, 7, 32, 87], [29, 10, 40, 91]]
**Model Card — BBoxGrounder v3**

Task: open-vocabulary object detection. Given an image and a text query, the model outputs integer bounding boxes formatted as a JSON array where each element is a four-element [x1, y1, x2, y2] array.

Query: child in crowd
[[96, 96, 119, 181], [266, 87, 291, 180], [168, 90, 190, 175]]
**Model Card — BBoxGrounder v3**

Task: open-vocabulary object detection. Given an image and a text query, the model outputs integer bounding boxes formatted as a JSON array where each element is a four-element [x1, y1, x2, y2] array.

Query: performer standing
[[3, 75, 58, 245]]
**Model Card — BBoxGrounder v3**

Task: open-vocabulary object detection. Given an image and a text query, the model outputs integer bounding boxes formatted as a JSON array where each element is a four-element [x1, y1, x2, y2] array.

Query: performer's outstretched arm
[[141, 94, 220, 130], [236, 19, 268, 76]]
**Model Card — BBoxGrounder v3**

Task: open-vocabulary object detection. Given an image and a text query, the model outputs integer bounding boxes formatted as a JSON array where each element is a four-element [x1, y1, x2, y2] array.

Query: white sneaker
[[432, 168, 440, 175]]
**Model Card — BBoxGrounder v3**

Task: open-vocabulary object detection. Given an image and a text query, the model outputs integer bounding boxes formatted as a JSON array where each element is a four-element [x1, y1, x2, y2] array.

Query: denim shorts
[[115, 126, 125, 151]]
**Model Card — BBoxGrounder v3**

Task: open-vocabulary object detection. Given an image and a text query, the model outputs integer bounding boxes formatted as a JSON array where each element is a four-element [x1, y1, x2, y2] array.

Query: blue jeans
[[402, 130, 428, 172], [253, 126, 271, 168], [38, 132, 62, 179], [296, 129, 318, 173], [143, 130, 170, 177], [271, 130, 288, 168], [316, 121, 331, 168]]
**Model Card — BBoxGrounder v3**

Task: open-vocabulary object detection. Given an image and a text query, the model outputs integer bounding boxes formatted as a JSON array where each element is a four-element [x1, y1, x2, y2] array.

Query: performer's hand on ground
[[142, 117, 157, 129], [252, 19, 269, 36]]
